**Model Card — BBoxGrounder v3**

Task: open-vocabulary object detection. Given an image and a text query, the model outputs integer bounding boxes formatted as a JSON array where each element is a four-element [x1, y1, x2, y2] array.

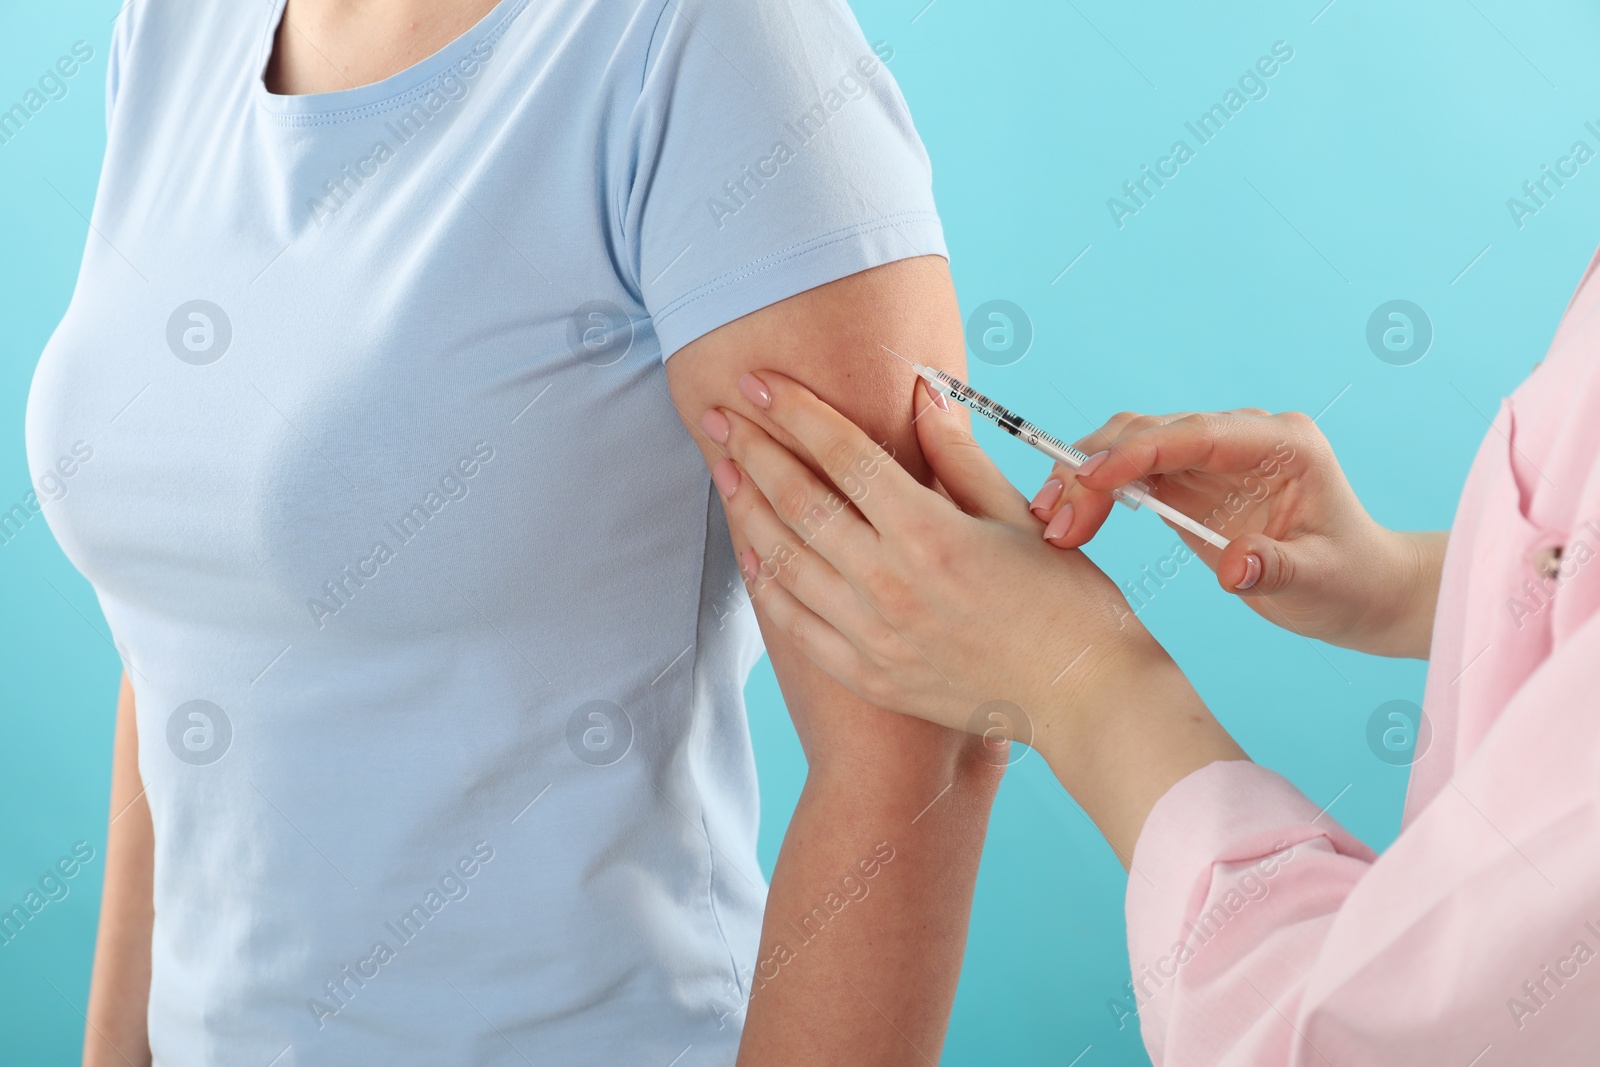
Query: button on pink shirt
[[1126, 248, 1600, 1066]]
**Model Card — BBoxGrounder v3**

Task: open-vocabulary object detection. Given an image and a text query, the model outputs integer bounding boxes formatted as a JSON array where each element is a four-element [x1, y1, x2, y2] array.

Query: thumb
[[1217, 531, 1303, 596], [914, 379, 1026, 519]]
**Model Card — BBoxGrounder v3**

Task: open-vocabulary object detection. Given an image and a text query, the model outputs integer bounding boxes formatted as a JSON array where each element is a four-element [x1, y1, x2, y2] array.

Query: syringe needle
[[895, 361, 1232, 552], [879, 344, 917, 369]]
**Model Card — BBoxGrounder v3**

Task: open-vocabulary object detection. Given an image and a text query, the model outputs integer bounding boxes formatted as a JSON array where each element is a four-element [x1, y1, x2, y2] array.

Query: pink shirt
[[1126, 248, 1600, 1066]]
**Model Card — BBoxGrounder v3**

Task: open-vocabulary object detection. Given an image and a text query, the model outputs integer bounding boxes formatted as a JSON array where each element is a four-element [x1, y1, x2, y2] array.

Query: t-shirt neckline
[[254, 0, 528, 124]]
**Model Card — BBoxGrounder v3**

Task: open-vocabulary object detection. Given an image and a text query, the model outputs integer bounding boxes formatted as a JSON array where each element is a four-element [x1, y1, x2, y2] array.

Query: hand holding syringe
[[884, 348, 1231, 551]]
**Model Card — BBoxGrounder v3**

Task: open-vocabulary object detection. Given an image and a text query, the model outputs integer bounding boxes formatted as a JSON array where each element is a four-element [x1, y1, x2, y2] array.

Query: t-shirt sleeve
[[618, 0, 947, 360], [106, 8, 135, 133]]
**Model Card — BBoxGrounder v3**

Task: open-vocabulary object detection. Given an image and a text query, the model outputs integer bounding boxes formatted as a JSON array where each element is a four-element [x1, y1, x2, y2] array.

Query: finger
[[1213, 530, 1306, 597], [723, 464, 877, 641], [711, 407, 877, 567], [735, 545, 867, 688], [1039, 481, 1117, 549], [913, 379, 1029, 520], [1073, 411, 1303, 493], [1070, 410, 1163, 458], [1035, 412, 1210, 549], [1029, 411, 1162, 519], [738, 370, 935, 533]]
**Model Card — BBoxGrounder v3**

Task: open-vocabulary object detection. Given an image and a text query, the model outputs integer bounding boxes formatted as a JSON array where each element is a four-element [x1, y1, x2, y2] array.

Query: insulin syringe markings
[[902, 357, 1230, 551]]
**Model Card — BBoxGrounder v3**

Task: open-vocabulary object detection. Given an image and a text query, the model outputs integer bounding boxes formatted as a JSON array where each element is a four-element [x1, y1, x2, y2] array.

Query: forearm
[[1034, 635, 1247, 865], [738, 677, 999, 1065], [84, 674, 152, 1067]]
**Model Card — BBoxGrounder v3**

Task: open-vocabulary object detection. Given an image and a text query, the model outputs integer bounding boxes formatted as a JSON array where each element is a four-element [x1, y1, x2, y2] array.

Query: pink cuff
[[1125, 760, 1376, 1056]]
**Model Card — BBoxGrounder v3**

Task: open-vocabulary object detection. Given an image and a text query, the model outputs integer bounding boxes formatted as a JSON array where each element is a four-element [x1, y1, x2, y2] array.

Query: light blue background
[[3, 1, 1597, 1063]]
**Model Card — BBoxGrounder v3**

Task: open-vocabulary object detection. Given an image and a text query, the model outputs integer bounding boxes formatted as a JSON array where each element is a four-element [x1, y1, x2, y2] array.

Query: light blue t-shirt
[[25, 0, 945, 1063]]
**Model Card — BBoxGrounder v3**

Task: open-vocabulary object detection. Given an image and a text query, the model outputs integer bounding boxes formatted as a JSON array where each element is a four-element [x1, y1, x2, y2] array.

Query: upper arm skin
[[664, 255, 977, 775], [667, 255, 998, 1061]]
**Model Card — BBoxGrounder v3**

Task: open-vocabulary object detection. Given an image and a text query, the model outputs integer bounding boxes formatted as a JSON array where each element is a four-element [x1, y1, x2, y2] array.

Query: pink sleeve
[[1125, 612, 1600, 1065], [1124, 761, 1375, 1065]]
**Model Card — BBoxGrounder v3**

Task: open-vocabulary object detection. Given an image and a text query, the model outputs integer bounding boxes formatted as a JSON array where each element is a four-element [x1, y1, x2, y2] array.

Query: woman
[[701, 242, 1600, 1067], [30, 0, 1001, 1063]]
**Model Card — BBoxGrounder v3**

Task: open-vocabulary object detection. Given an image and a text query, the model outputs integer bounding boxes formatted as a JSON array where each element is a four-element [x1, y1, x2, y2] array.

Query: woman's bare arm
[[83, 673, 152, 1067], [667, 257, 1000, 1064]]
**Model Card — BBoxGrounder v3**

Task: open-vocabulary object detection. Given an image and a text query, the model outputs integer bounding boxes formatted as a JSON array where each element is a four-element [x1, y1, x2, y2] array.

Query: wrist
[[1348, 528, 1447, 658], [1027, 632, 1247, 862]]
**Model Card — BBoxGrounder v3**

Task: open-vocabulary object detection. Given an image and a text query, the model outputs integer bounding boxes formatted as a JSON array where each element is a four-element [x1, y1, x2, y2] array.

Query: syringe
[[894, 352, 1230, 551]]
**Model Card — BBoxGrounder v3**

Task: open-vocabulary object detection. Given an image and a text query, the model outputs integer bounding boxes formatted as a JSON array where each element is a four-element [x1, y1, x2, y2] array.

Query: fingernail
[[930, 386, 951, 413], [1077, 451, 1110, 477], [740, 548, 760, 582], [739, 372, 772, 409], [701, 408, 731, 445], [712, 458, 741, 498], [1029, 477, 1064, 517], [1236, 553, 1261, 591], [1043, 503, 1074, 543]]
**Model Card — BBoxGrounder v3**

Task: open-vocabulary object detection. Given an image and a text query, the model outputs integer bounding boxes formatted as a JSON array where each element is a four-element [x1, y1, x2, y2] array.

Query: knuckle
[[873, 579, 912, 617], [866, 623, 906, 669], [1278, 409, 1316, 433], [860, 559, 911, 613], [820, 435, 861, 481], [1081, 413, 1138, 451], [786, 612, 811, 650], [774, 478, 813, 528], [857, 557, 891, 598], [1176, 411, 1219, 436], [1125, 414, 1164, 434], [856, 441, 894, 485], [1269, 541, 1296, 590], [774, 544, 806, 592]]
